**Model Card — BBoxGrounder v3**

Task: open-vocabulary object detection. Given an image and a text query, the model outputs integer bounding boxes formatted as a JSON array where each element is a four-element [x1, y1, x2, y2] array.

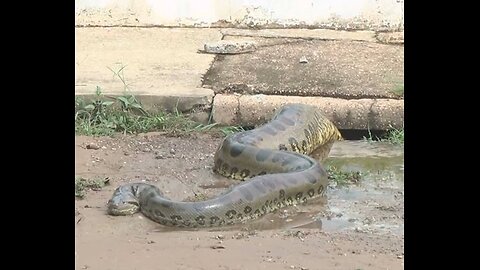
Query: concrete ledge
[[76, 88, 214, 113], [221, 28, 377, 42], [212, 94, 403, 130]]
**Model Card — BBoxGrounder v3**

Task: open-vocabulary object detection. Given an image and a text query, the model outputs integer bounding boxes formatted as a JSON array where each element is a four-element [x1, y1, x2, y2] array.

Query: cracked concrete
[[75, 27, 404, 130]]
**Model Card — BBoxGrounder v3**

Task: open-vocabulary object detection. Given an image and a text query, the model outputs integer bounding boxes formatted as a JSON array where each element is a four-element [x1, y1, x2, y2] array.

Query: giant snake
[[107, 104, 342, 228]]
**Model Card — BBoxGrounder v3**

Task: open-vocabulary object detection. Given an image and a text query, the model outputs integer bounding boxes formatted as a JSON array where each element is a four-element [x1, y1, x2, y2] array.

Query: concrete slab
[[203, 37, 404, 99], [75, 27, 222, 111], [212, 94, 403, 130]]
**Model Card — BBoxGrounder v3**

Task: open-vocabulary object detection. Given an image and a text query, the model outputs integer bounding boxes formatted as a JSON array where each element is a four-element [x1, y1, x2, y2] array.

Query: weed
[[383, 125, 404, 145], [75, 176, 110, 198], [327, 165, 362, 186], [75, 89, 244, 136]]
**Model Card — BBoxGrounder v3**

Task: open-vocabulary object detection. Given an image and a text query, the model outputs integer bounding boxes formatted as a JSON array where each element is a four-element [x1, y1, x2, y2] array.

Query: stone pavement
[[75, 27, 404, 130]]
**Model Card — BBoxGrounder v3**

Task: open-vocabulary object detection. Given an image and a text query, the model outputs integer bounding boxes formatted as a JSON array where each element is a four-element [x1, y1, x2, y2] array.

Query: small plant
[[75, 176, 110, 198], [220, 126, 245, 136], [75, 90, 244, 136], [327, 166, 362, 186], [383, 125, 404, 145], [75, 67, 245, 137]]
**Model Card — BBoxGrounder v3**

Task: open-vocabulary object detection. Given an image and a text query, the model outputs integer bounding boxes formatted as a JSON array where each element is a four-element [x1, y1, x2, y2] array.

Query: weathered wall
[[75, 0, 404, 30]]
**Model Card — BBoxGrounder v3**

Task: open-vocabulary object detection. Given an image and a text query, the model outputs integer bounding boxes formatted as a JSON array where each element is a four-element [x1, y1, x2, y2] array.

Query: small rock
[[203, 40, 256, 54], [397, 255, 403, 259], [299, 56, 308, 63], [169, 149, 176, 154], [86, 143, 100, 150], [155, 154, 165, 159], [210, 245, 225, 249], [147, 240, 155, 244]]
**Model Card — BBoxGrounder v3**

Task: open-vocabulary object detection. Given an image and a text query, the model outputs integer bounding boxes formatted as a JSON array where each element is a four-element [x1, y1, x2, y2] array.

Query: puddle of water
[[154, 140, 404, 234], [320, 141, 404, 235]]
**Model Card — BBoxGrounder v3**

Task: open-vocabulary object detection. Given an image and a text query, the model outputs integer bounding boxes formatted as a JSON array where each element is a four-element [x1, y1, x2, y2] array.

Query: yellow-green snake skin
[[107, 104, 342, 227]]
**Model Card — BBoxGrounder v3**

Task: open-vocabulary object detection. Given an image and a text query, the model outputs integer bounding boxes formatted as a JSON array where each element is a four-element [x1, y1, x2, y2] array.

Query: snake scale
[[107, 104, 342, 228]]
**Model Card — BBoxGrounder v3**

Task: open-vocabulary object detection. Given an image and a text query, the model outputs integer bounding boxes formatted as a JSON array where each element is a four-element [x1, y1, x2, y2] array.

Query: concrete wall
[[75, 0, 404, 30]]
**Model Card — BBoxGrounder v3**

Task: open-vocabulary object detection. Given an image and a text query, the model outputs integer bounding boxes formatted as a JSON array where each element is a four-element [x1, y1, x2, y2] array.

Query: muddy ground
[[75, 132, 404, 270]]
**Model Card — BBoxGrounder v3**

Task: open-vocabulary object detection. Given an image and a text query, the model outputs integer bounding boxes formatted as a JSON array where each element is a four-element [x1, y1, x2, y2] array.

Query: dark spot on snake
[[278, 144, 288, 151], [301, 140, 308, 153], [255, 149, 271, 162], [254, 209, 261, 216], [195, 215, 206, 225], [286, 197, 293, 205], [302, 197, 308, 204], [210, 216, 220, 225], [279, 189, 285, 199], [236, 213, 243, 219], [218, 219, 226, 226], [317, 185, 325, 195], [257, 171, 267, 176], [240, 169, 250, 178], [308, 189, 315, 197], [271, 121, 286, 131], [227, 220, 235, 225], [170, 215, 183, 221], [229, 144, 246, 157], [276, 202, 282, 208], [230, 167, 238, 177], [154, 209, 165, 218], [295, 192, 303, 201], [288, 137, 300, 151], [158, 219, 167, 225], [261, 126, 277, 136], [261, 205, 267, 213], [279, 116, 295, 126], [225, 210, 237, 219]]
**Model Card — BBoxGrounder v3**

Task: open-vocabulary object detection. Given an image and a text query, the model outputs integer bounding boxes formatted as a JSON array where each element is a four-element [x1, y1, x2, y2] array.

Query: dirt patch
[[75, 133, 404, 270], [202, 37, 404, 99]]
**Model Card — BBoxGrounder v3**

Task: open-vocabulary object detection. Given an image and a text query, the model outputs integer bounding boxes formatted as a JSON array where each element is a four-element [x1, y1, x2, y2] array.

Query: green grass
[[75, 176, 110, 198], [363, 125, 404, 145], [327, 165, 362, 186], [75, 88, 243, 137], [383, 126, 404, 145]]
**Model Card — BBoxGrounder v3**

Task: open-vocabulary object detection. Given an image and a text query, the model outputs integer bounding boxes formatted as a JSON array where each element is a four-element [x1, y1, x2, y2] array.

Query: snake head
[[106, 192, 140, 216]]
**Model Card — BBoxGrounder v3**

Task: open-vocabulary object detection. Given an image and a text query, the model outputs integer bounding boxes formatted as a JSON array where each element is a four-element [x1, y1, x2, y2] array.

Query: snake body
[[107, 104, 342, 227]]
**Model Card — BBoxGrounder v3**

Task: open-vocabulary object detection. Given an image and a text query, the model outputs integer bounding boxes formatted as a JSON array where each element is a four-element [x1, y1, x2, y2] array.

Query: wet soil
[[75, 132, 404, 270]]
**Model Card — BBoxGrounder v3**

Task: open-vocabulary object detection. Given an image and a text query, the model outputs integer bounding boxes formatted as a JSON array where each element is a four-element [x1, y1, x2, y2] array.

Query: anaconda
[[107, 104, 342, 228]]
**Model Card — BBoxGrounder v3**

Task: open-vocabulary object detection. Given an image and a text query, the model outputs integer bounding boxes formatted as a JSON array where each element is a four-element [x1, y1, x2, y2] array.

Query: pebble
[[86, 143, 100, 150], [299, 56, 308, 63]]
